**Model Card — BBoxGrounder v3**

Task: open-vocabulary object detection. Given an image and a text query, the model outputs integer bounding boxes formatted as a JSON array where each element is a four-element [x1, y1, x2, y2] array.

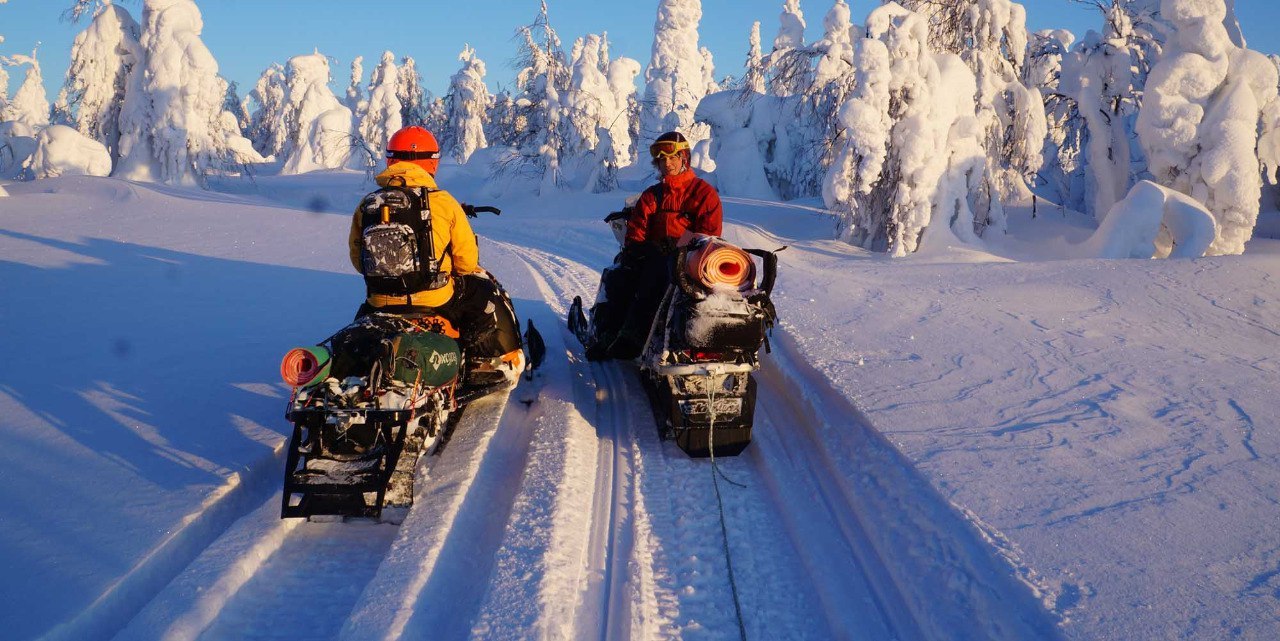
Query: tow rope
[[706, 372, 748, 641]]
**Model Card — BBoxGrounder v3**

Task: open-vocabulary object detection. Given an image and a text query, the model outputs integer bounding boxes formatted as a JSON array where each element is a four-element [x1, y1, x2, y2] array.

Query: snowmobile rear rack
[[281, 410, 415, 520]]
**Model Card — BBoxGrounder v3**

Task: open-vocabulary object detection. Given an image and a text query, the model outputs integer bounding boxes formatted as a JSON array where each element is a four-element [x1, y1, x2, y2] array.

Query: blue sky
[[3, 1, 1279, 101]]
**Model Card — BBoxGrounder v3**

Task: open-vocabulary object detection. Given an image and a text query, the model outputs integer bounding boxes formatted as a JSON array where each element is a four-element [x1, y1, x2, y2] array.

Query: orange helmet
[[386, 126, 441, 174]]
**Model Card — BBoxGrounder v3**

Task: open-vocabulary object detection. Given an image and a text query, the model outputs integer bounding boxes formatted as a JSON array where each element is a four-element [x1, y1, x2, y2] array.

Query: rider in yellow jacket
[[349, 126, 523, 383]]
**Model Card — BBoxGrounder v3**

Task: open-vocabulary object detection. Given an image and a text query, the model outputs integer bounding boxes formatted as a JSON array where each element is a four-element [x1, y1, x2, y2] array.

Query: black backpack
[[357, 184, 450, 298]]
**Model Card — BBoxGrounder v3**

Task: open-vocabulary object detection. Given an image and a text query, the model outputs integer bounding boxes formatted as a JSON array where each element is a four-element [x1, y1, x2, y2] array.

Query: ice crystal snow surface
[[2, 165, 1280, 639]]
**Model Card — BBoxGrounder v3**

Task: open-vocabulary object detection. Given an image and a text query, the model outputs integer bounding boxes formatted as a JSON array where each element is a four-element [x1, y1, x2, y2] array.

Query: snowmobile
[[278, 204, 538, 521], [570, 211, 778, 457]]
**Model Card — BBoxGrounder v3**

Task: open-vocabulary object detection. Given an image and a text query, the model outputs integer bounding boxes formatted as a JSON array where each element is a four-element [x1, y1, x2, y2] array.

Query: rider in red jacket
[[587, 131, 724, 360]]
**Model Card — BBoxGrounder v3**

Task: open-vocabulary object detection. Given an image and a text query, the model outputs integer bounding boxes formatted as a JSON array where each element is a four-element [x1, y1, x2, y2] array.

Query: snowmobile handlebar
[[461, 204, 502, 218]]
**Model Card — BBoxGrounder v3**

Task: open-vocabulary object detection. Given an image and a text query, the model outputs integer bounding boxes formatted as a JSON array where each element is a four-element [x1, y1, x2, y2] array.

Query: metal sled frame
[[281, 407, 416, 520]]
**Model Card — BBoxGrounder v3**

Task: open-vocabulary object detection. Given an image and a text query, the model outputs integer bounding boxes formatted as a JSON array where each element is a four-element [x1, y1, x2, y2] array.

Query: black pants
[[357, 274, 522, 360], [591, 245, 672, 350]]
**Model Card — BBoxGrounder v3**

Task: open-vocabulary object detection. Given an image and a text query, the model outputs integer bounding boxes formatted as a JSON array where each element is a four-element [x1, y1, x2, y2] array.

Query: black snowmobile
[[278, 206, 539, 522], [569, 206, 778, 457]]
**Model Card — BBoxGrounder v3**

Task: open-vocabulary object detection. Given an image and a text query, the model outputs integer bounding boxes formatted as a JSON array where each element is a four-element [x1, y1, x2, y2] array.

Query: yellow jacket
[[349, 163, 479, 308]]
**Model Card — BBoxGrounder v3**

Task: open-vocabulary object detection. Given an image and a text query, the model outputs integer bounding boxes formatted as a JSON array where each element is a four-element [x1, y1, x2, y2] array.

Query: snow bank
[[0, 121, 38, 180], [1081, 179, 1217, 258], [28, 125, 112, 179]]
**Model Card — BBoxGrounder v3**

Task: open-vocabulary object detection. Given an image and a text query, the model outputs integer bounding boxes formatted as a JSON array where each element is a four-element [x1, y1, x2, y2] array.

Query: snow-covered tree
[[224, 81, 248, 133], [1, 49, 51, 128], [355, 51, 402, 168], [344, 56, 364, 113], [1026, 28, 1087, 212], [486, 90, 518, 148], [605, 55, 642, 171], [640, 0, 715, 148], [1136, 0, 1279, 255], [398, 56, 429, 127], [51, 1, 141, 166], [503, 1, 571, 191], [899, 0, 1048, 236], [1058, 1, 1160, 221], [244, 62, 287, 158], [442, 45, 489, 164], [113, 0, 263, 185], [280, 51, 354, 174], [824, 3, 989, 256], [767, 0, 807, 97], [743, 21, 767, 94]]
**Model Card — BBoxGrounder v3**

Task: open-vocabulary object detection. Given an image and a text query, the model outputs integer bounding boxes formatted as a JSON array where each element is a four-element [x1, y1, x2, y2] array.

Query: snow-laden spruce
[[1136, 0, 1279, 256], [244, 63, 288, 159], [53, 2, 142, 166], [1, 49, 50, 129], [397, 57, 428, 128], [767, 0, 807, 97], [559, 34, 640, 192], [280, 52, 355, 175], [898, 0, 1047, 237], [443, 45, 489, 164], [500, 1, 571, 193], [641, 0, 715, 149], [112, 0, 263, 185], [345, 56, 365, 114], [823, 2, 987, 256], [355, 51, 403, 170]]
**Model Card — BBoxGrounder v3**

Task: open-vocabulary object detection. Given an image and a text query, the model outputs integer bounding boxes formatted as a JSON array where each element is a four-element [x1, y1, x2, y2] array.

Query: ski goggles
[[649, 140, 691, 159], [386, 149, 441, 161]]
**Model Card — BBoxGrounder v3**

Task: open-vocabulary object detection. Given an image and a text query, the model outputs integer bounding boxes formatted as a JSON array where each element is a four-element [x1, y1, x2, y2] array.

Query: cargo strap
[[706, 375, 748, 641]]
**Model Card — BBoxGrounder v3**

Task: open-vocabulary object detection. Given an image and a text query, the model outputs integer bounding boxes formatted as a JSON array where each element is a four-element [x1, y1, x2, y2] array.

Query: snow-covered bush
[[280, 52, 355, 174], [442, 45, 489, 164], [0, 121, 38, 180], [27, 124, 111, 179], [823, 2, 988, 256], [113, 0, 264, 185], [641, 0, 715, 149], [1136, 0, 1279, 255], [53, 1, 142, 166], [1082, 180, 1216, 258]]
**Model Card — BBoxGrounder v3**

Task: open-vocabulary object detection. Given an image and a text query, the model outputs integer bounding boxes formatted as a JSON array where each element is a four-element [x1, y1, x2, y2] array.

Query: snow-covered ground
[[2, 166, 1278, 640]]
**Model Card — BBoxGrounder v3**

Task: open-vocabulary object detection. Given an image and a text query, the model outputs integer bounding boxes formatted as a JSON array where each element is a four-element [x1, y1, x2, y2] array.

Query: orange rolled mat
[[281, 346, 331, 388], [686, 239, 755, 290]]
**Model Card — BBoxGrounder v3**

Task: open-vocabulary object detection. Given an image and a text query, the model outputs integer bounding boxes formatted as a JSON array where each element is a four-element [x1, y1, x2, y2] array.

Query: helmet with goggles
[[386, 126, 441, 174], [650, 131, 691, 159]]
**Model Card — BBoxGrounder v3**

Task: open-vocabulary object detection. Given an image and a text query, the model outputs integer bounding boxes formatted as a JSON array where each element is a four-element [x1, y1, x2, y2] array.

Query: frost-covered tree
[[559, 34, 639, 191], [743, 21, 767, 95], [1026, 28, 1087, 211], [345, 55, 364, 113], [1136, 0, 1279, 255], [280, 51, 354, 174], [442, 45, 489, 164], [113, 0, 263, 185], [51, 1, 141, 166], [504, 1, 571, 191], [422, 96, 448, 138], [244, 62, 287, 158], [767, 0, 807, 97], [824, 3, 989, 256], [398, 56, 429, 127], [224, 81, 249, 132], [641, 0, 714, 148], [1058, 1, 1160, 221], [899, 0, 1048, 236], [1, 49, 51, 128], [486, 90, 518, 148], [354, 51, 402, 169], [605, 54, 642, 171]]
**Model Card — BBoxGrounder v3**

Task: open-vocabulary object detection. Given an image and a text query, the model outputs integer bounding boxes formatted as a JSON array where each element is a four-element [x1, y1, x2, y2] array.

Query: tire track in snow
[[478, 241, 641, 640], [757, 330, 1066, 641], [501, 243, 833, 639]]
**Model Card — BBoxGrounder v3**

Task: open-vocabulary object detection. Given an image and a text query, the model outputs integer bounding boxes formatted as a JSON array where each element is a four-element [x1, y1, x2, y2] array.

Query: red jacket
[[625, 169, 723, 248]]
